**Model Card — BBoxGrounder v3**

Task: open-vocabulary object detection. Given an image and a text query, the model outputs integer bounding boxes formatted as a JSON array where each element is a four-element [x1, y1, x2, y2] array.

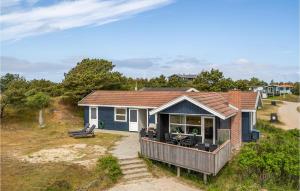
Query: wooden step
[[122, 167, 148, 175], [119, 159, 144, 166], [121, 163, 147, 170], [123, 172, 152, 181]]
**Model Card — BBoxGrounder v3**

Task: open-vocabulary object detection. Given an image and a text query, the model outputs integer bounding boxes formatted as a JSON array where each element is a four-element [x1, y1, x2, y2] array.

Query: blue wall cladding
[[161, 100, 211, 115], [84, 106, 89, 125], [98, 107, 129, 131]]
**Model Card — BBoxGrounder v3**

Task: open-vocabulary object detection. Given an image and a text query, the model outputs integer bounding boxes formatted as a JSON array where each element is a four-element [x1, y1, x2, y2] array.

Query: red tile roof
[[79, 90, 259, 118], [220, 91, 259, 110]]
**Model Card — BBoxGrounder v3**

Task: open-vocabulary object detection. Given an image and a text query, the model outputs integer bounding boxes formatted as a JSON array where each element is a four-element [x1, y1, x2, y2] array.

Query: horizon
[[1, 0, 299, 82]]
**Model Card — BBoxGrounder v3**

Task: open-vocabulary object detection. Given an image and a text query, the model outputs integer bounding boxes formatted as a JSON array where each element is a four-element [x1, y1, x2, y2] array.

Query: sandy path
[[277, 101, 300, 130], [108, 177, 201, 191]]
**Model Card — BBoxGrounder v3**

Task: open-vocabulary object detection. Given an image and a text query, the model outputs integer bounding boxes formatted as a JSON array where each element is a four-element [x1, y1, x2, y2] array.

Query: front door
[[89, 107, 98, 128], [129, 109, 138, 132]]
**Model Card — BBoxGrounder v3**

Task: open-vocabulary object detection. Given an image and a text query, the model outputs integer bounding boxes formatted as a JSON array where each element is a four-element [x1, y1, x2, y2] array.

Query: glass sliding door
[[204, 117, 215, 144]]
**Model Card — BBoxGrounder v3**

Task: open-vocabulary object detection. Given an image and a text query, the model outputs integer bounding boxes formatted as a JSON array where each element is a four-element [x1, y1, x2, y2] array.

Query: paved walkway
[[96, 129, 140, 159], [277, 101, 300, 130], [96, 129, 201, 191]]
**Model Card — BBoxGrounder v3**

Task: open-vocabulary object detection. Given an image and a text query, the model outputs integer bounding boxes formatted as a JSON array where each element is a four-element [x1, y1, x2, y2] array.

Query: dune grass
[[1, 97, 122, 191]]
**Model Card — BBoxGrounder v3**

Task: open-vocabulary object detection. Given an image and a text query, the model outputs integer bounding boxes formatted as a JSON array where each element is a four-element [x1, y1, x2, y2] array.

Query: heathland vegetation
[[1, 58, 299, 190], [3, 58, 298, 119]]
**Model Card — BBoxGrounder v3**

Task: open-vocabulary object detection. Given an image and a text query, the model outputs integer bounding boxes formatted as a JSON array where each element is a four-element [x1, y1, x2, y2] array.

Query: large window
[[169, 115, 201, 135], [114, 108, 127, 122]]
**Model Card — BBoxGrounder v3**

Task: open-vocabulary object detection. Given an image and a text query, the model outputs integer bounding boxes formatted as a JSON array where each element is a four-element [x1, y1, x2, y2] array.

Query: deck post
[[168, 163, 171, 168], [177, 167, 180, 177], [203, 174, 207, 184], [188, 169, 191, 174]]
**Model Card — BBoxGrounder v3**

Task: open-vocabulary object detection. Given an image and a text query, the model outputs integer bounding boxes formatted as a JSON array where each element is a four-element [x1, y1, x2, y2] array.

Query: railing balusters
[[140, 138, 231, 175]]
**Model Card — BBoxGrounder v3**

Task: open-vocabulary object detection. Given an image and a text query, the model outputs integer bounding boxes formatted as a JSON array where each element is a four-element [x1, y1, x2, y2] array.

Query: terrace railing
[[140, 138, 231, 175]]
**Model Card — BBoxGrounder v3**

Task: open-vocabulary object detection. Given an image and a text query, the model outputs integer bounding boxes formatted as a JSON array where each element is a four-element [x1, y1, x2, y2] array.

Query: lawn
[[1, 98, 122, 191], [267, 94, 300, 102]]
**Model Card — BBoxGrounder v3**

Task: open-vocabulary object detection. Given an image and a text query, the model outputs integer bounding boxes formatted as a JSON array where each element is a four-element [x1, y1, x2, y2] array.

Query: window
[[169, 115, 202, 135], [114, 108, 127, 122], [91, 108, 97, 119]]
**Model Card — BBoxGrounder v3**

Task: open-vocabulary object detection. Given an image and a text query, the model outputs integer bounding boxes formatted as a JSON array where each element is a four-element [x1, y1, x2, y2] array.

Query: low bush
[[45, 180, 72, 191], [96, 155, 122, 183], [237, 120, 300, 189]]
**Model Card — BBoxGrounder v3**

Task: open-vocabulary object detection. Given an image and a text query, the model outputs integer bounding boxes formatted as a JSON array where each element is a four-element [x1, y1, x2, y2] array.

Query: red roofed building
[[79, 90, 262, 149]]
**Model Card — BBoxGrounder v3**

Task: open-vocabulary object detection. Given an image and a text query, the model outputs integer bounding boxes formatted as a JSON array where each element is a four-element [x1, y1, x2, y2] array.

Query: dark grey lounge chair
[[72, 125, 96, 138], [68, 123, 89, 136]]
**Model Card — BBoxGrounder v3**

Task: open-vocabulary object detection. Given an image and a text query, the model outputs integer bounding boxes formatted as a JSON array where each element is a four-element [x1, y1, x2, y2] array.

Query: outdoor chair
[[68, 123, 89, 136], [140, 128, 146, 137], [148, 130, 155, 140], [72, 125, 96, 138], [197, 143, 206, 151], [164, 133, 176, 144], [209, 144, 218, 152]]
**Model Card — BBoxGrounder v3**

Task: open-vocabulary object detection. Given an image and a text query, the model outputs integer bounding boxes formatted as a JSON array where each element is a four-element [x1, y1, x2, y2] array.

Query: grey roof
[[172, 74, 197, 79], [139, 87, 197, 92]]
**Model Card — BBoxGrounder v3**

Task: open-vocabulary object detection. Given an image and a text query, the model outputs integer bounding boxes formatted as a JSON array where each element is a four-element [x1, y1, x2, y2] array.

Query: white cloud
[[0, 0, 172, 41], [233, 58, 251, 65]]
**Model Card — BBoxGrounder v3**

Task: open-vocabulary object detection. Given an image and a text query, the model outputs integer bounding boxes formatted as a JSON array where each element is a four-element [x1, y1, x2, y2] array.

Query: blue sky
[[1, 0, 299, 82]]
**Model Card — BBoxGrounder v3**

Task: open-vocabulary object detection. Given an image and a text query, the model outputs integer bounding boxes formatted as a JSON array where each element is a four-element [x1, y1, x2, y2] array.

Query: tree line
[[1, 58, 299, 119]]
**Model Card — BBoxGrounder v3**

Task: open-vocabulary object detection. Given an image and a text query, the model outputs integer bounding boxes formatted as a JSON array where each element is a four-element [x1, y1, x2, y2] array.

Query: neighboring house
[[139, 87, 199, 92], [250, 86, 267, 98], [264, 84, 293, 96], [170, 74, 197, 81], [79, 90, 261, 179]]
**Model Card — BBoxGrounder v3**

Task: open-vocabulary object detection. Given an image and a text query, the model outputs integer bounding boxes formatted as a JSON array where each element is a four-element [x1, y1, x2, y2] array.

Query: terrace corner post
[[203, 174, 208, 184], [177, 167, 181, 177]]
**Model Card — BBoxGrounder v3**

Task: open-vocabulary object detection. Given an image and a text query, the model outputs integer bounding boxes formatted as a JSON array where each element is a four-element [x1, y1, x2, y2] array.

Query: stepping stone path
[[119, 157, 154, 184]]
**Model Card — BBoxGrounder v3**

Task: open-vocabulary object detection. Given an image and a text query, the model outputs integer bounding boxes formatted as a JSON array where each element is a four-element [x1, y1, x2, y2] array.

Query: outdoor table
[[173, 135, 188, 145]]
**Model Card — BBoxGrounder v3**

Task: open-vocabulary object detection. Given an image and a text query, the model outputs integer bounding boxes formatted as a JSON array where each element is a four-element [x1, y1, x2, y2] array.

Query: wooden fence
[[140, 138, 231, 175]]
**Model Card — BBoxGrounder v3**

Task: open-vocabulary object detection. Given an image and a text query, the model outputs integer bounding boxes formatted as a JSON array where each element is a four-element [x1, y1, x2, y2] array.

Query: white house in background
[[250, 86, 267, 98], [264, 84, 293, 96]]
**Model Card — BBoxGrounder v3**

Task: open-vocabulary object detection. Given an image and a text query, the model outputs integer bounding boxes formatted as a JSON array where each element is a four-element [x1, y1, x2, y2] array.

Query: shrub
[[96, 155, 122, 183], [45, 180, 72, 191], [237, 120, 300, 189]]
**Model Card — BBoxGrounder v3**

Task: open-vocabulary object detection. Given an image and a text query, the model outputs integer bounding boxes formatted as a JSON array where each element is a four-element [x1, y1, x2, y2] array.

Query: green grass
[[267, 94, 300, 102], [142, 120, 300, 191], [96, 155, 123, 185], [1, 97, 122, 191]]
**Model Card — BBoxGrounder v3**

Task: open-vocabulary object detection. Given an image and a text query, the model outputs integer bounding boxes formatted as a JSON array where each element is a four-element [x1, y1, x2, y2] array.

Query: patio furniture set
[[140, 128, 218, 152]]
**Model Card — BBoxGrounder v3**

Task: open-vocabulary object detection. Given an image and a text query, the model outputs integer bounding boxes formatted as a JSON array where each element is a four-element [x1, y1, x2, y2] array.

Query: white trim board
[[149, 95, 234, 120], [79, 104, 156, 109]]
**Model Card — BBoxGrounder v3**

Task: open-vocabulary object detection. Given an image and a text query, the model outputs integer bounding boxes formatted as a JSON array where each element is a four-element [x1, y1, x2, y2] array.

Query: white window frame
[[114, 107, 127, 122], [169, 114, 202, 136], [168, 114, 216, 144]]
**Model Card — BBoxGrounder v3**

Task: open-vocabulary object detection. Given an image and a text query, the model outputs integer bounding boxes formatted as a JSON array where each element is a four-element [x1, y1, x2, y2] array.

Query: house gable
[[160, 100, 211, 115], [149, 95, 230, 119]]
